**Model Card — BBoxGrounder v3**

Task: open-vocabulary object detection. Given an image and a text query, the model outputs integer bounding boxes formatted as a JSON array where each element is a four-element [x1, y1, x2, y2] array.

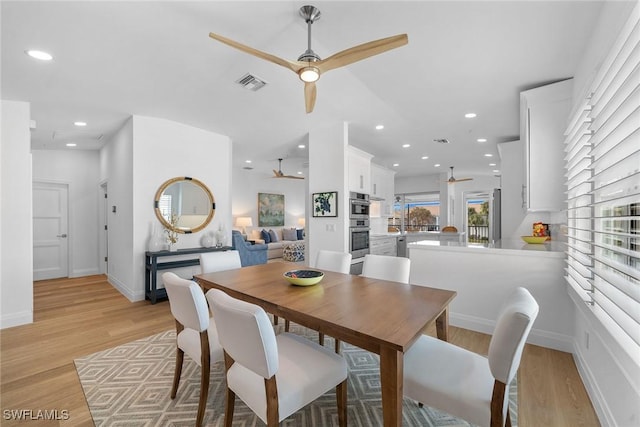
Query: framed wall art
[[312, 191, 338, 217], [258, 193, 285, 226]]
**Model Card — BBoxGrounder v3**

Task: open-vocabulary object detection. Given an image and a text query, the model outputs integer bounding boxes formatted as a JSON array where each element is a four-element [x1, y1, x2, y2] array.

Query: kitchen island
[[408, 239, 573, 352]]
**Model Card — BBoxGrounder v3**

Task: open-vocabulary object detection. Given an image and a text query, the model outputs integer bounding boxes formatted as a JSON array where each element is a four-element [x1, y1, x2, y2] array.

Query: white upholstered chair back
[[206, 289, 279, 379], [315, 250, 352, 274], [163, 272, 210, 332], [488, 287, 539, 385], [361, 254, 411, 283], [200, 250, 241, 274]]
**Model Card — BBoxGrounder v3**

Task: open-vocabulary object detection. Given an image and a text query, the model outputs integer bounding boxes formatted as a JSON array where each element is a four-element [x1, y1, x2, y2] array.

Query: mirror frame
[[154, 176, 216, 234]]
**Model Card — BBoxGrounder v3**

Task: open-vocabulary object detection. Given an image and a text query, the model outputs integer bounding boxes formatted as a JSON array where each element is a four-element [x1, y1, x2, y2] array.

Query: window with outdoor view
[[388, 193, 440, 233]]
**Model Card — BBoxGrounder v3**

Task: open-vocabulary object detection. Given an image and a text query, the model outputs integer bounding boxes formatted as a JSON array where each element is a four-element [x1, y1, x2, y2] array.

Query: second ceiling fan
[[273, 158, 304, 180], [448, 166, 473, 184], [209, 5, 408, 113]]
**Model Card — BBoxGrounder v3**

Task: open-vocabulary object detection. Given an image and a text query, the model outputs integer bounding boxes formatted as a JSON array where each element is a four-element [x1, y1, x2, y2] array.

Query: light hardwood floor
[[0, 275, 599, 426]]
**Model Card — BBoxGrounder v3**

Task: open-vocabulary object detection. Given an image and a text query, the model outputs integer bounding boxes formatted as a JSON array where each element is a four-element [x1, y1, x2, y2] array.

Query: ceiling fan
[[448, 166, 473, 184], [273, 158, 304, 180], [209, 5, 408, 113]]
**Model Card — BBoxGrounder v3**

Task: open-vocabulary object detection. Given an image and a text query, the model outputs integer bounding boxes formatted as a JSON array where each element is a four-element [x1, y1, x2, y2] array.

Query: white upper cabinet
[[370, 163, 396, 216], [520, 79, 573, 212], [348, 145, 373, 194]]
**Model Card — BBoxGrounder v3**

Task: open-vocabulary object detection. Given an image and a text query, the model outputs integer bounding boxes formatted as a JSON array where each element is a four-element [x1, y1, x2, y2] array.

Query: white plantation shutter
[[564, 5, 639, 358]]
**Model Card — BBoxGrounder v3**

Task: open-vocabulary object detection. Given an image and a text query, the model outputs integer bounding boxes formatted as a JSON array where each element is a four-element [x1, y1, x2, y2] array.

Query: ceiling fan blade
[[209, 32, 301, 73], [304, 82, 317, 113], [284, 175, 305, 180], [317, 34, 408, 73], [273, 169, 284, 177]]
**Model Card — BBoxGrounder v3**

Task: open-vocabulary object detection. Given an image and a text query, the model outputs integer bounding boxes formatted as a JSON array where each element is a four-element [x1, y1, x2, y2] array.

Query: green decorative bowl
[[283, 269, 324, 286]]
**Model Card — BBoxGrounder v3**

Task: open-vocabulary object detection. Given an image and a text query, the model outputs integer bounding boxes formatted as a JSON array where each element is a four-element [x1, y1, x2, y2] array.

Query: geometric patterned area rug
[[75, 326, 517, 426]]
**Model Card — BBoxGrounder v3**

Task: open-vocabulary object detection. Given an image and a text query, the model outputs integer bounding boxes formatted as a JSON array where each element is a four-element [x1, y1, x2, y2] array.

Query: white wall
[[232, 166, 306, 230], [567, 2, 639, 426], [32, 150, 101, 277], [308, 123, 349, 264], [129, 115, 232, 301], [100, 118, 135, 298], [1, 100, 33, 328]]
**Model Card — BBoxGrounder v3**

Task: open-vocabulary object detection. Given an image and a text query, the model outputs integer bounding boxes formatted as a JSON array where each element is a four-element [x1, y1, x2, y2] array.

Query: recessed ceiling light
[[25, 50, 53, 61], [66, 143, 77, 147], [74, 121, 87, 127], [297, 171, 303, 175], [392, 163, 399, 167], [477, 138, 487, 142], [493, 169, 500, 173], [402, 144, 411, 148], [484, 153, 493, 157], [434, 163, 441, 167], [489, 163, 496, 166], [298, 144, 306, 149], [375, 125, 384, 130], [421, 156, 429, 160], [245, 160, 252, 163], [464, 113, 477, 118]]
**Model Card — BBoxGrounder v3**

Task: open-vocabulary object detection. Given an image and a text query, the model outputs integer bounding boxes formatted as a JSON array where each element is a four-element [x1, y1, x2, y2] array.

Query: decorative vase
[[168, 242, 177, 252], [148, 224, 164, 252], [201, 232, 214, 248]]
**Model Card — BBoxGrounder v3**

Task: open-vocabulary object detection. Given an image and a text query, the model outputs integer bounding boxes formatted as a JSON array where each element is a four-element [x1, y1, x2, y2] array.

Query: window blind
[[564, 6, 639, 358]]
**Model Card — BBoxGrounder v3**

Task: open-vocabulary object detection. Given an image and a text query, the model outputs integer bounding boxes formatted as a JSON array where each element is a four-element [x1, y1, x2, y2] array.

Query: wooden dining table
[[195, 261, 456, 427]]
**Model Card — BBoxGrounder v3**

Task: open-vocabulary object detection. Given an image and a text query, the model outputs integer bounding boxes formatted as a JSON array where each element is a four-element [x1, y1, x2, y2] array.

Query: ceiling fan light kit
[[299, 66, 320, 82], [208, 4, 408, 113]]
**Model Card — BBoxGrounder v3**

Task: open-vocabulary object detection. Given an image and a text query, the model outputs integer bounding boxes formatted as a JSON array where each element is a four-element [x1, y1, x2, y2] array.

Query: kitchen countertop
[[370, 231, 465, 237], [408, 238, 566, 258]]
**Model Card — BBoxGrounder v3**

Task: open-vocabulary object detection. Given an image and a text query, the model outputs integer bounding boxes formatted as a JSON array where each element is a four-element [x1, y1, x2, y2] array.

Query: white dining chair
[[361, 253, 411, 283], [403, 286, 539, 427], [313, 250, 352, 351], [315, 249, 352, 274], [199, 250, 241, 274], [206, 288, 348, 427], [163, 272, 224, 427]]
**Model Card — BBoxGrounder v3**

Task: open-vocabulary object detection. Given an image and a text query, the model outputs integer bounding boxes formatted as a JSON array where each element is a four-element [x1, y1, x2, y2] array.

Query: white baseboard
[[450, 312, 574, 352], [572, 341, 615, 427], [107, 275, 145, 302], [0, 310, 33, 329], [70, 268, 100, 278]]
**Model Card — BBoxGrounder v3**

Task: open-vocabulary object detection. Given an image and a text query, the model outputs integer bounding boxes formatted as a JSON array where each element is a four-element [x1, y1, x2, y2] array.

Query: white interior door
[[33, 182, 69, 280]]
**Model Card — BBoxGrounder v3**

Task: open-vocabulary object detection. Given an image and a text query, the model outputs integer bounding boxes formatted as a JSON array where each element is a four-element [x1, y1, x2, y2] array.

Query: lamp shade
[[298, 218, 306, 228], [235, 217, 253, 228]]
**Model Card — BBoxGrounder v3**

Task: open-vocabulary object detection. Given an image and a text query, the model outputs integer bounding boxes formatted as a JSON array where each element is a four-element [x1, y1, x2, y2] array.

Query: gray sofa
[[247, 227, 303, 260]]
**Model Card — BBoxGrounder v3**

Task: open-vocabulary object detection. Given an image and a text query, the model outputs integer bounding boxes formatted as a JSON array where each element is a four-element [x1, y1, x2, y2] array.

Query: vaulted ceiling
[[2, 1, 605, 179]]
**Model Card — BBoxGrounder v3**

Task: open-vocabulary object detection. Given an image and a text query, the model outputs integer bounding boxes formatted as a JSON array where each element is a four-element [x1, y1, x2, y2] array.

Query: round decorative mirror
[[154, 177, 215, 234]]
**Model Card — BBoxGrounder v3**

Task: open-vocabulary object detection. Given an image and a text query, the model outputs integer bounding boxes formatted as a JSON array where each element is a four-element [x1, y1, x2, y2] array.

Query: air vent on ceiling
[[235, 73, 267, 91], [433, 138, 450, 144], [243, 166, 254, 170]]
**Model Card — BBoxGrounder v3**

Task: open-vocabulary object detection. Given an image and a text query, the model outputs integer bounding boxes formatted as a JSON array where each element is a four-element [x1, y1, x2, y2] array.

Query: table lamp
[[235, 217, 253, 234]]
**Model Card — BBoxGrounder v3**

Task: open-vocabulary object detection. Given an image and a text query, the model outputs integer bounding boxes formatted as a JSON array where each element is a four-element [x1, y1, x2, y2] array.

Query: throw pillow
[[261, 229, 271, 243], [282, 228, 297, 241], [268, 229, 279, 242], [296, 228, 304, 240]]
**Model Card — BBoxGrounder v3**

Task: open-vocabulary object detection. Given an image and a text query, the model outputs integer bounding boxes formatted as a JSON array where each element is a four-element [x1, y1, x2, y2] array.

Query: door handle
[[57, 234, 68, 238]]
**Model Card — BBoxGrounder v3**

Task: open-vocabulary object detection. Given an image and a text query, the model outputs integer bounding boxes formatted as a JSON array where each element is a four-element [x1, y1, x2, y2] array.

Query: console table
[[145, 246, 231, 304]]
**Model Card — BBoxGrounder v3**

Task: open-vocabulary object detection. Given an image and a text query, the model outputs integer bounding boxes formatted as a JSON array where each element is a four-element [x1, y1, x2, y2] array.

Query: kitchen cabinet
[[370, 235, 398, 256], [520, 79, 572, 212], [497, 140, 526, 238], [370, 163, 396, 216], [348, 145, 373, 194]]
